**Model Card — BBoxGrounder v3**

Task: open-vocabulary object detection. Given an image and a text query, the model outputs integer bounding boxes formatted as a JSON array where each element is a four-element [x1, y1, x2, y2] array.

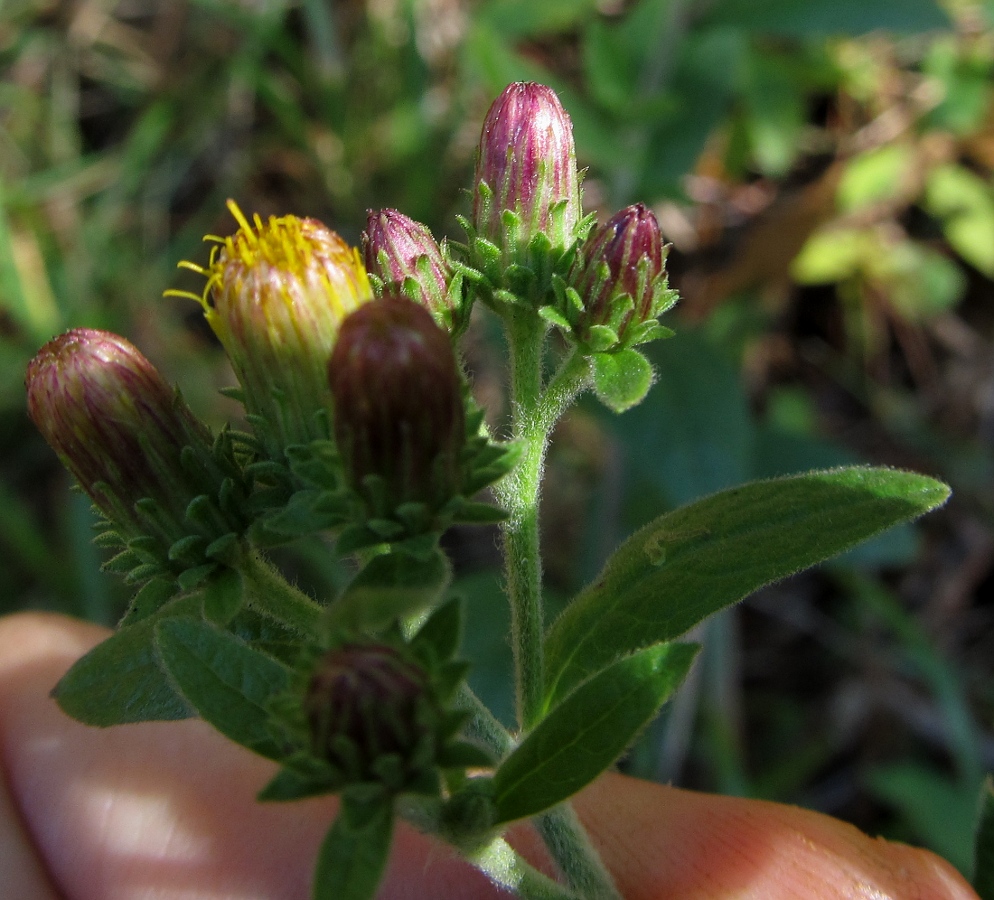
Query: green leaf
[[591, 349, 654, 413], [53, 592, 200, 725], [866, 762, 978, 874], [974, 776, 994, 898], [537, 304, 572, 332], [119, 576, 180, 626], [838, 145, 916, 213], [925, 164, 994, 277], [201, 567, 244, 624], [313, 790, 394, 900], [544, 467, 950, 709], [477, 0, 600, 40], [413, 597, 463, 662], [492, 643, 698, 823], [792, 226, 873, 284], [154, 617, 292, 759], [704, 0, 949, 35], [586, 325, 620, 352], [327, 548, 451, 633], [452, 499, 508, 525], [258, 762, 338, 803]]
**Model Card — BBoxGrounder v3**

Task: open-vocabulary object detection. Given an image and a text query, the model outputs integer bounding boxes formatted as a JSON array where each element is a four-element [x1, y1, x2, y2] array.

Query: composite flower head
[[25, 329, 246, 582], [565, 203, 676, 351], [362, 208, 465, 332], [304, 641, 436, 789], [328, 292, 465, 519], [176, 201, 373, 451], [467, 82, 585, 299]]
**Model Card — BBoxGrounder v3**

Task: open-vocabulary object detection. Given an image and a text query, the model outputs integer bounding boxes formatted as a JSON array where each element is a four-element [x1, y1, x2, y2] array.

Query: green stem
[[452, 687, 621, 900], [542, 348, 592, 434], [457, 684, 514, 757], [496, 308, 548, 732], [239, 550, 323, 634], [465, 835, 580, 900], [495, 315, 591, 731], [487, 309, 610, 898], [536, 805, 622, 900], [398, 791, 581, 900]]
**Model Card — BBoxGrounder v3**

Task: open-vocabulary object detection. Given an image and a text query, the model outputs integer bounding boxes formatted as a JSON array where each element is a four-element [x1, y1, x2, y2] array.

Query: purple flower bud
[[362, 209, 461, 329], [305, 642, 432, 780], [25, 329, 215, 541], [328, 293, 465, 513], [472, 82, 582, 269], [568, 203, 670, 347], [202, 203, 374, 448]]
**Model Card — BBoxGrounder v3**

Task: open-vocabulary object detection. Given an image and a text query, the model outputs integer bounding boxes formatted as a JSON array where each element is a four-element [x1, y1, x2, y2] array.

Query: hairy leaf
[[544, 468, 949, 709], [327, 548, 451, 633], [313, 790, 394, 900], [54, 592, 200, 725], [155, 616, 292, 759], [591, 349, 653, 413], [493, 643, 698, 823]]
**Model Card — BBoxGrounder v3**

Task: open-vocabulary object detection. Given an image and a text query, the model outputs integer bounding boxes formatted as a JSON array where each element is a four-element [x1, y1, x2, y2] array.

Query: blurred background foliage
[[3, 0, 994, 877]]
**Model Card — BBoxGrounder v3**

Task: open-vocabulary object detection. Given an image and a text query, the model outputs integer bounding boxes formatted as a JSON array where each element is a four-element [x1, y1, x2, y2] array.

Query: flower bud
[[567, 203, 673, 349], [25, 329, 233, 551], [471, 82, 582, 279], [362, 209, 463, 330], [329, 293, 465, 517], [200, 202, 373, 449], [305, 642, 434, 786]]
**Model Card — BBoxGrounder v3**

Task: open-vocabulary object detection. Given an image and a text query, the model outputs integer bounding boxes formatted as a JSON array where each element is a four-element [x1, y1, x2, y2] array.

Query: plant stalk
[[496, 307, 549, 732], [457, 684, 514, 757], [496, 317, 591, 731], [239, 550, 323, 634], [465, 835, 580, 900], [536, 805, 623, 900]]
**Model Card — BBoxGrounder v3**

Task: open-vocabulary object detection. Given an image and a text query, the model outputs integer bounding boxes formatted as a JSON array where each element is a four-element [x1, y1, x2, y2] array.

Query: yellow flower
[[169, 200, 373, 450]]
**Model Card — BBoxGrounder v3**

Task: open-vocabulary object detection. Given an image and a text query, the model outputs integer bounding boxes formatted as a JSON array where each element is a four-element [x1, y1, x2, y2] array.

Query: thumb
[[572, 769, 977, 899]]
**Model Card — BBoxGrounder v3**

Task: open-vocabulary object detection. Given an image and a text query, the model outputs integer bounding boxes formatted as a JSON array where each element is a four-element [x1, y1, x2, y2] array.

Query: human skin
[[0, 612, 979, 900]]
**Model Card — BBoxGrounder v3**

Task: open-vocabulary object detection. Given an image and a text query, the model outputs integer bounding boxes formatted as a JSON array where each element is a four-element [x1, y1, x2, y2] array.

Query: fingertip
[[575, 774, 978, 900]]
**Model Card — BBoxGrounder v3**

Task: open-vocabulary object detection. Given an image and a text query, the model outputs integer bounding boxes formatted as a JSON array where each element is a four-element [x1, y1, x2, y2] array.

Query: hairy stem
[[495, 319, 591, 731], [537, 805, 622, 900], [239, 550, 323, 634], [457, 684, 514, 757], [466, 835, 580, 900], [495, 307, 548, 732]]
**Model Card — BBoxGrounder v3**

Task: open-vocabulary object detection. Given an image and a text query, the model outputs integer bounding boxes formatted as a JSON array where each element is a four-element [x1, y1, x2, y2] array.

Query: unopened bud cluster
[[304, 642, 437, 790], [25, 328, 250, 593], [329, 294, 466, 521], [455, 82, 675, 354], [559, 203, 677, 352], [362, 209, 466, 333]]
